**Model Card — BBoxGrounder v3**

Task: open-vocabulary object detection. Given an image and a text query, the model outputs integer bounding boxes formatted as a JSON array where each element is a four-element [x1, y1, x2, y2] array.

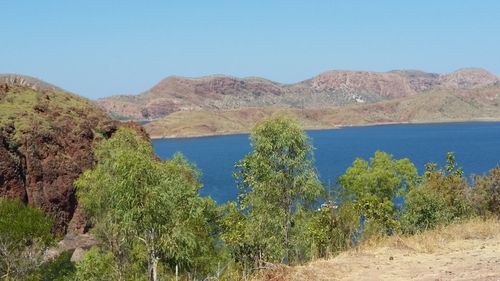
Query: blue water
[[153, 122, 500, 204]]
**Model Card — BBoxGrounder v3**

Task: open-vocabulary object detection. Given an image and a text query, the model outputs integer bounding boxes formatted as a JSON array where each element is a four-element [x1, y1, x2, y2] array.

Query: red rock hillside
[[0, 76, 148, 233]]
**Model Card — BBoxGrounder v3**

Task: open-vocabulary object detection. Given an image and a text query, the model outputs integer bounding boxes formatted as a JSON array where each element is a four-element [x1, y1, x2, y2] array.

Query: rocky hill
[[0, 76, 147, 233], [97, 68, 499, 121], [145, 83, 500, 138], [0, 74, 64, 92]]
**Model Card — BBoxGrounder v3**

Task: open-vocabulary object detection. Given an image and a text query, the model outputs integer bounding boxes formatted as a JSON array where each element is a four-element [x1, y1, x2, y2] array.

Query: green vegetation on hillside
[[0, 84, 109, 143], [0, 198, 54, 280]]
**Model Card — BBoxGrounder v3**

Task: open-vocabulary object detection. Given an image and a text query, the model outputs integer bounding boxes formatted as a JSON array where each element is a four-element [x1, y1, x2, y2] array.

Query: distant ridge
[[97, 68, 499, 120], [0, 74, 64, 92]]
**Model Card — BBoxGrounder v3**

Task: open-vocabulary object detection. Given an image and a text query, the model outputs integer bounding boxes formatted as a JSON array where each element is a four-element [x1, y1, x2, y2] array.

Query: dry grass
[[355, 218, 500, 255], [255, 218, 500, 281]]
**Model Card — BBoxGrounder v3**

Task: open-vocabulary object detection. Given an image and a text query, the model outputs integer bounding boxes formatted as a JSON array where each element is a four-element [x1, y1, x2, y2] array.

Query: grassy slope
[[256, 218, 500, 281], [145, 85, 500, 138], [0, 85, 109, 142]]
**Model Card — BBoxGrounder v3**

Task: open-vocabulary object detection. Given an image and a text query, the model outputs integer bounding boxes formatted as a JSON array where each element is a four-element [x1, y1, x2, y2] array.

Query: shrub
[[401, 153, 474, 234], [293, 200, 359, 259], [73, 247, 118, 281], [422, 154, 473, 220], [34, 251, 75, 281], [400, 187, 451, 234], [472, 166, 500, 217], [0, 198, 54, 279]]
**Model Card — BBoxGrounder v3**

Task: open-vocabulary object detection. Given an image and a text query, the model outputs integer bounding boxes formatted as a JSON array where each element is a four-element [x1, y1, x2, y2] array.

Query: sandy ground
[[290, 238, 500, 281], [278, 220, 500, 281]]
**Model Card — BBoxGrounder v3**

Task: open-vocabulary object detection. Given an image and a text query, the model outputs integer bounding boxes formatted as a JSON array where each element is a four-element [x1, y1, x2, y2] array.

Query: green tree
[[233, 115, 323, 267], [339, 151, 417, 237], [76, 128, 217, 281], [0, 198, 54, 280]]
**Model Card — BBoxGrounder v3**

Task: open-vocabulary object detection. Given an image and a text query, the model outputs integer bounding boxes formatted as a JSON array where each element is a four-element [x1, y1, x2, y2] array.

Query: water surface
[[153, 122, 500, 203]]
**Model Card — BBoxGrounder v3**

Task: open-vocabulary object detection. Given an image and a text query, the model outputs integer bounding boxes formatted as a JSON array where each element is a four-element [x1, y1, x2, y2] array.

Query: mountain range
[[96, 68, 500, 137]]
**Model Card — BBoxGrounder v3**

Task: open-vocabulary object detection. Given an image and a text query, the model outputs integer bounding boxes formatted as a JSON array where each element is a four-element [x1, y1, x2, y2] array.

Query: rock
[[70, 247, 86, 262], [44, 233, 98, 262]]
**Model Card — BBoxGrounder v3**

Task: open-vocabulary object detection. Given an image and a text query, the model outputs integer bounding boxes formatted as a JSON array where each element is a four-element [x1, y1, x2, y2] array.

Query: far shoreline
[[146, 118, 500, 140]]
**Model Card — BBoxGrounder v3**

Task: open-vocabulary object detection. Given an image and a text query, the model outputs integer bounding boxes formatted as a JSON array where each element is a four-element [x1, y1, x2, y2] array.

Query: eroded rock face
[[97, 68, 499, 121], [0, 81, 148, 233], [0, 134, 26, 200]]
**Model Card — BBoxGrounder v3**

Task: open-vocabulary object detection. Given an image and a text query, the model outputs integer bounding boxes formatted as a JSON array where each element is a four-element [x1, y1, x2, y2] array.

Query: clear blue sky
[[1, 1, 499, 99]]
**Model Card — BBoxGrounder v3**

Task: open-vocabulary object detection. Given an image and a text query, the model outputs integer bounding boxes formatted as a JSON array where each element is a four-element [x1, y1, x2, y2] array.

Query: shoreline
[[147, 118, 500, 140]]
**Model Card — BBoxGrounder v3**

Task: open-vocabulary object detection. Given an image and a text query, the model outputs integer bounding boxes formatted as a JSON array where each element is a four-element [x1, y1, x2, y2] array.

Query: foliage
[[401, 152, 473, 234], [75, 128, 217, 280], [400, 186, 451, 234], [32, 251, 75, 281], [288, 192, 361, 261], [73, 247, 119, 281], [421, 152, 472, 219], [338, 151, 418, 237], [0, 198, 54, 280], [471, 166, 500, 217], [231, 114, 323, 267]]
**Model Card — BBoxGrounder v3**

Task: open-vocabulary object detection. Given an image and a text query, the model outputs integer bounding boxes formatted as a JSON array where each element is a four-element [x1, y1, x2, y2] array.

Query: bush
[[288, 199, 360, 262], [0, 198, 54, 279], [400, 187, 451, 234], [422, 157, 473, 220], [401, 153, 474, 234], [34, 251, 75, 281], [472, 166, 500, 217], [73, 247, 118, 281]]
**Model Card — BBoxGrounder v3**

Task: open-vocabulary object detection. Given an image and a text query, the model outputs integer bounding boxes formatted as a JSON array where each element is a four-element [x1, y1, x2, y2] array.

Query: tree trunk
[[148, 256, 158, 281], [283, 189, 292, 264], [147, 229, 158, 281]]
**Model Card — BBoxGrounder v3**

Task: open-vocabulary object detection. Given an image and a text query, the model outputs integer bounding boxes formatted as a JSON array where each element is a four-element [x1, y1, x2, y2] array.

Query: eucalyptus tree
[[339, 151, 418, 237], [76, 128, 216, 281], [233, 115, 323, 266]]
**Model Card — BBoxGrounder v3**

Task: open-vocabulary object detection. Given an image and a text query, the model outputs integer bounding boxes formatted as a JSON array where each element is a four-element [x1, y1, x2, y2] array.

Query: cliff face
[[97, 68, 499, 120], [0, 78, 148, 233]]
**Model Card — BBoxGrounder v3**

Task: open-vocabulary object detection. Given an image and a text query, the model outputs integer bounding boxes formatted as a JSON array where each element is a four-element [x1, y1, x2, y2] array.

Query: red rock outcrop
[[0, 80, 148, 233]]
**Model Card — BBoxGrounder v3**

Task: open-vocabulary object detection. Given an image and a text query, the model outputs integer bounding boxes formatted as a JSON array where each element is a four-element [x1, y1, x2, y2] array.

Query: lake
[[153, 122, 500, 204]]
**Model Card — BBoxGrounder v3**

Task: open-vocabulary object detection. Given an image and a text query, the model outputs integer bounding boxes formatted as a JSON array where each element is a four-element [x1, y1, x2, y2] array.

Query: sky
[[1, 1, 499, 99]]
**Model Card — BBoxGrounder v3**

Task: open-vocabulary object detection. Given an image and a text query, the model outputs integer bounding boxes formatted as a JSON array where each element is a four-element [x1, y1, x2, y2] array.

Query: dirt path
[[285, 220, 500, 281]]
